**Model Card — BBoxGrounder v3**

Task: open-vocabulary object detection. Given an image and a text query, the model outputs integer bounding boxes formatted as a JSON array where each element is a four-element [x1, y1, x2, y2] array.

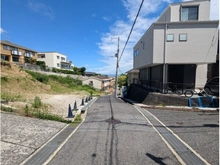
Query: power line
[[118, 0, 145, 62]]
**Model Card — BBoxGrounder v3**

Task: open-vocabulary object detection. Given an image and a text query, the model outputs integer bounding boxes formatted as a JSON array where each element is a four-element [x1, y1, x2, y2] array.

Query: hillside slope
[[1, 62, 53, 100], [1, 62, 90, 118]]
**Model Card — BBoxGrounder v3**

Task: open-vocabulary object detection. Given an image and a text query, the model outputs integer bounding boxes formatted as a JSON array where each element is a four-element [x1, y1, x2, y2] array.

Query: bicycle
[[163, 84, 183, 95], [184, 88, 211, 98]]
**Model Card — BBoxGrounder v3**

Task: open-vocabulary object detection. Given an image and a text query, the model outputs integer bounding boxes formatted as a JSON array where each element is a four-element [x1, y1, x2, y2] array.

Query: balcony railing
[[11, 50, 22, 56], [60, 60, 72, 64], [133, 79, 194, 94], [24, 53, 33, 58]]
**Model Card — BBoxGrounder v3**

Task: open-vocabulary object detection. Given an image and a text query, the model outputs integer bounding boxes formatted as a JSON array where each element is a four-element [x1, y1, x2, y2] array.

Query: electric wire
[[118, 0, 145, 62]]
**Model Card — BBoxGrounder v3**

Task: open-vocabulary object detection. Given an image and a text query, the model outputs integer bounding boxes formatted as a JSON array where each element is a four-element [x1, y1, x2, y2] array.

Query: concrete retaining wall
[[126, 84, 188, 106]]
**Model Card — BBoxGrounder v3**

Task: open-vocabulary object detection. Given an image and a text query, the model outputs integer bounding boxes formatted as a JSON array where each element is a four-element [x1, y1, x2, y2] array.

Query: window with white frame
[[57, 56, 60, 59], [166, 34, 174, 42], [181, 6, 198, 21], [57, 63, 60, 67], [179, 34, 187, 41]]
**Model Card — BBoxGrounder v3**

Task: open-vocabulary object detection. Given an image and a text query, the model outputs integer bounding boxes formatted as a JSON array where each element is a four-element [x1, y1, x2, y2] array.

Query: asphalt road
[[2, 95, 218, 165], [49, 95, 180, 165], [147, 108, 219, 165]]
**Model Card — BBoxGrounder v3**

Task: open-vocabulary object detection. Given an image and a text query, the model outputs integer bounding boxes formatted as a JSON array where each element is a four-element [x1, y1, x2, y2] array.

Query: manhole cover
[[105, 118, 121, 125]]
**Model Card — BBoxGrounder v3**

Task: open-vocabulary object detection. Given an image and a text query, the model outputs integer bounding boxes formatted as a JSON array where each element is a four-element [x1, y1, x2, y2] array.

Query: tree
[[80, 67, 86, 76], [73, 67, 78, 75], [118, 74, 127, 88], [36, 61, 46, 70]]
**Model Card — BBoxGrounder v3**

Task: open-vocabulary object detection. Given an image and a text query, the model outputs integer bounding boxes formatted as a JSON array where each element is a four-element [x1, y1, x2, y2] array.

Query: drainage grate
[[23, 125, 76, 165], [135, 106, 208, 165]]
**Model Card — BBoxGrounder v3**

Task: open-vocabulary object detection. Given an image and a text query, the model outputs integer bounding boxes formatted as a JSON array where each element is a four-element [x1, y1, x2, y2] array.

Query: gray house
[[133, 0, 219, 90]]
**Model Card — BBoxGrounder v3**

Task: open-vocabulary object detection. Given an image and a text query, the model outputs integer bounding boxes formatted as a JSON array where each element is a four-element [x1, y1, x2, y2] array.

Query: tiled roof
[[1, 40, 37, 52]]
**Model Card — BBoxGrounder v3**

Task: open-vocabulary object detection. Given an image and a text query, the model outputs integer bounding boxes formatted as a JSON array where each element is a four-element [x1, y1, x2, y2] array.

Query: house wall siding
[[165, 22, 218, 64], [135, 21, 218, 69], [38, 52, 67, 69], [134, 26, 154, 69], [195, 64, 208, 88], [83, 78, 102, 90]]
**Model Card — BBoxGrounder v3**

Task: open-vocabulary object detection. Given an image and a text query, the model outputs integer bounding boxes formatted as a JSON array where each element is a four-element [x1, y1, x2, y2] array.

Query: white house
[[133, 0, 219, 90], [126, 69, 139, 86], [37, 51, 74, 70], [82, 76, 114, 93]]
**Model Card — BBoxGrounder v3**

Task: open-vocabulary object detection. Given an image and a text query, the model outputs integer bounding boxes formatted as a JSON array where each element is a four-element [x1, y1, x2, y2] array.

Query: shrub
[[32, 96, 42, 108], [1, 76, 8, 82], [25, 70, 48, 83]]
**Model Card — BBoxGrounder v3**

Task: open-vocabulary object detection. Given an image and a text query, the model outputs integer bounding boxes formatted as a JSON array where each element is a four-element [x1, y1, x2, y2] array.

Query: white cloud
[[103, 16, 111, 21], [27, 0, 54, 20], [93, 0, 173, 75], [0, 27, 7, 34]]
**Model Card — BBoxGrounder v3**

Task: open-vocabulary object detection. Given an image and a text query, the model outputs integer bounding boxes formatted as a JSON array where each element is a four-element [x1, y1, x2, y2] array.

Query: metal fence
[[132, 78, 194, 94]]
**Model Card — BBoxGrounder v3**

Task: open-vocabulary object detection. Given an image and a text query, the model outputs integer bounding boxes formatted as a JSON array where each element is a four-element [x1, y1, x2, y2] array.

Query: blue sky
[[1, 0, 219, 75]]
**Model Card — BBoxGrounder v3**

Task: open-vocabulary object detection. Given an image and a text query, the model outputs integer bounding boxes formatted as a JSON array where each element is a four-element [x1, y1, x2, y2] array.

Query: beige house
[[37, 52, 74, 70], [82, 76, 114, 93], [126, 69, 139, 86], [1, 40, 38, 63], [133, 0, 219, 90]]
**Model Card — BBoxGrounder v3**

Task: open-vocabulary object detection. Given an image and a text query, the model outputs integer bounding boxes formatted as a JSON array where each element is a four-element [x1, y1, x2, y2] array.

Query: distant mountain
[[107, 74, 115, 78]]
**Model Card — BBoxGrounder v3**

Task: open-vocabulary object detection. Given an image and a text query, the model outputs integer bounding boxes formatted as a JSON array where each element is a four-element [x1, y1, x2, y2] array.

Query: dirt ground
[[1, 63, 91, 119], [6, 93, 88, 119]]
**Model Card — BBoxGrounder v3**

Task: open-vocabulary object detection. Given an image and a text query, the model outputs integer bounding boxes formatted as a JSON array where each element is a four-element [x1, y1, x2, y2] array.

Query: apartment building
[[1, 40, 38, 63], [133, 0, 219, 90], [37, 52, 74, 70]]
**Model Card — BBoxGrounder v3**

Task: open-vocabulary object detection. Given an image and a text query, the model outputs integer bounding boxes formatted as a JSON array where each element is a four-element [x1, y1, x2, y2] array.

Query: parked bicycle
[[184, 88, 212, 98], [163, 84, 183, 95]]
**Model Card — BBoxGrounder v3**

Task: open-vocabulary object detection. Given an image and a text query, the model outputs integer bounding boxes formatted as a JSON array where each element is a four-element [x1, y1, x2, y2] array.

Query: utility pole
[[115, 37, 120, 97]]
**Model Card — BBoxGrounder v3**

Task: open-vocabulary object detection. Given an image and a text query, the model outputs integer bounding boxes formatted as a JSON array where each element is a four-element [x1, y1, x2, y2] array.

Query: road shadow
[[146, 153, 167, 165]]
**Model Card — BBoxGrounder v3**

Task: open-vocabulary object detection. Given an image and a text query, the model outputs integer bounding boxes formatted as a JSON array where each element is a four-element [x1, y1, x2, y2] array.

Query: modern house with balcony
[[133, 0, 219, 90], [1, 40, 38, 63], [37, 52, 74, 70]]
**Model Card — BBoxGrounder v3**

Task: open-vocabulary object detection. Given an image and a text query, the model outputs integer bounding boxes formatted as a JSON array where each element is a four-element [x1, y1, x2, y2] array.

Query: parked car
[[204, 77, 219, 96]]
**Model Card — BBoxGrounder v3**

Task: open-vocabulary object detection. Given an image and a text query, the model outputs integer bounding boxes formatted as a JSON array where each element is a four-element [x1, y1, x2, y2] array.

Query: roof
[[170, 0, 209, 6], [1, 40, 37, 52], [82, 76, 113, 82], [38, 51, 67, 56], [126, 69, 139, 73], [85, 72, 97, 76]]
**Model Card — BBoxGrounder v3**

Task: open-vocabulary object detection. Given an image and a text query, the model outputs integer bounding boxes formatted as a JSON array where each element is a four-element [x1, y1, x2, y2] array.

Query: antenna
[[6, 32, 9, 41]]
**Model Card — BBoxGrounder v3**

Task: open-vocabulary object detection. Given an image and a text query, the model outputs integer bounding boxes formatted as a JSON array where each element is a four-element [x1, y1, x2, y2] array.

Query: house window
[[166, 34, 174, 42], [61, 57, 65, 61], [12, 57, 19, 62], [134, 49, 139, 57], [12, 47, 18, 51], [3, 45, 11, 50], [57, 56, 60, 59], [179, 34, 187, 41], [38, 54, 45, 58], [57, 63, 60, 67], [181, 6, 198, 21]]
